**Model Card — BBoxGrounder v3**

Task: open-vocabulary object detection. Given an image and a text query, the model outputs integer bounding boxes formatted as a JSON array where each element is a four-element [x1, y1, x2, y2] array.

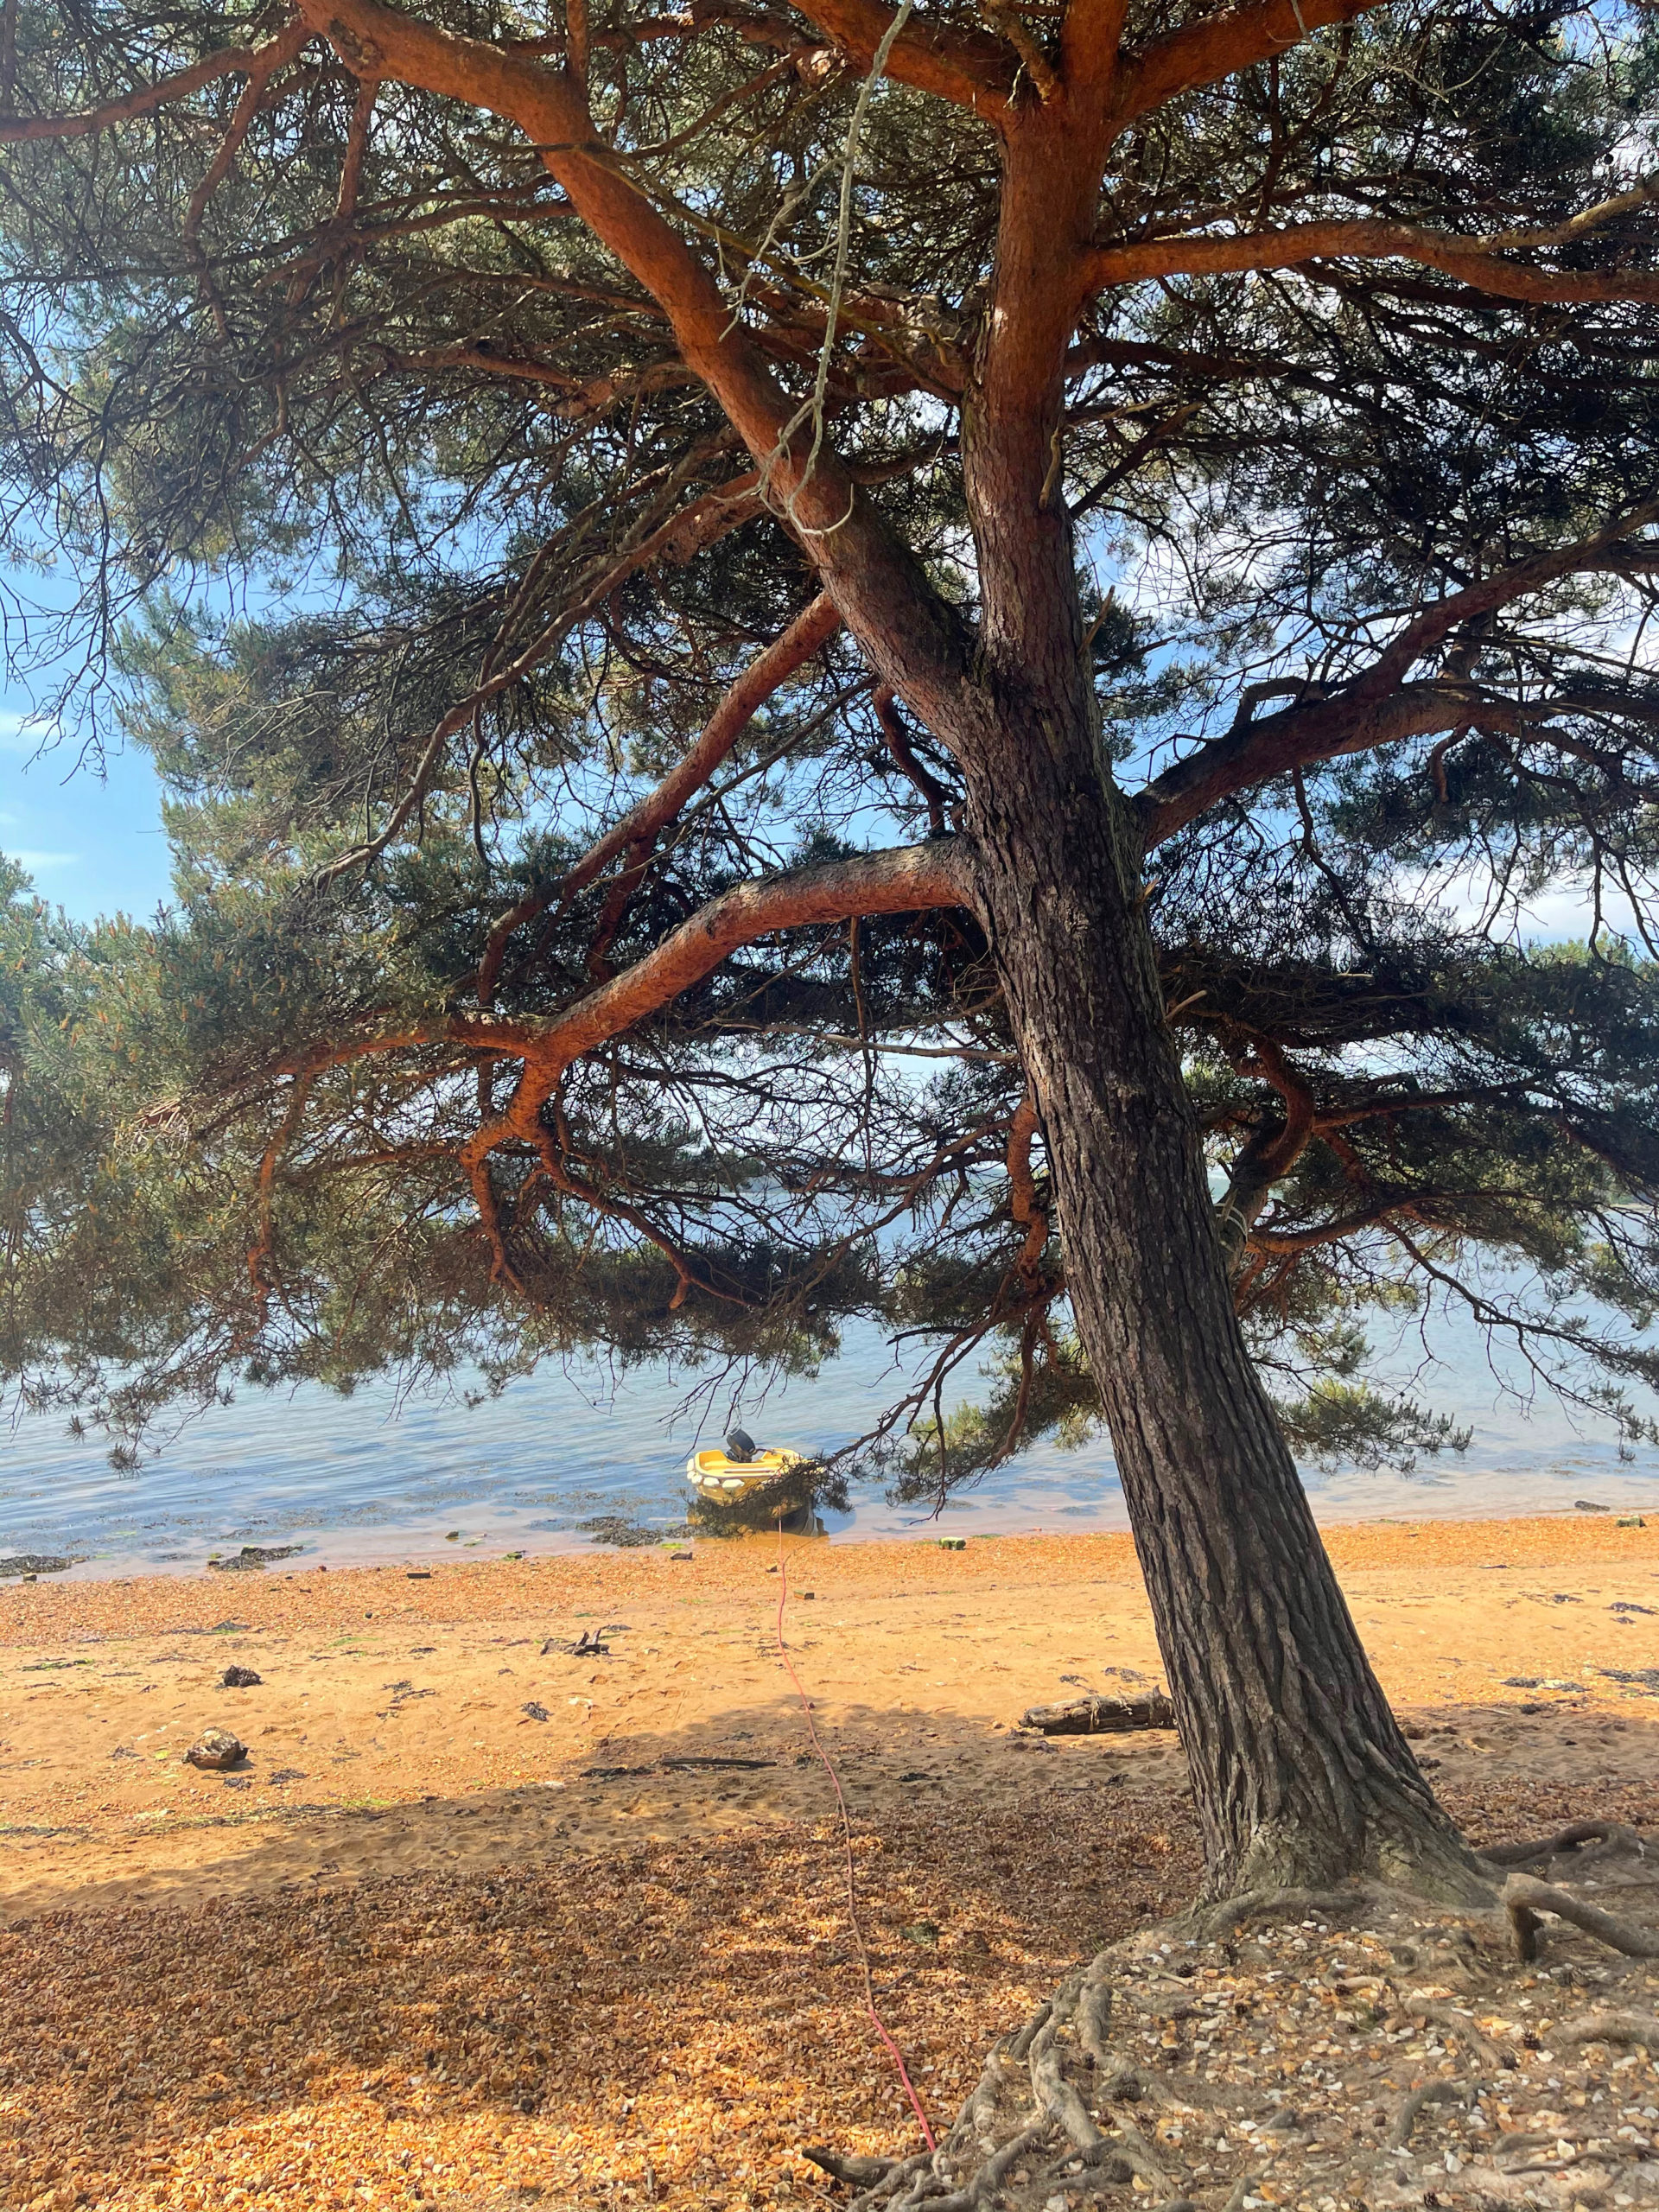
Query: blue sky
[[0, 607, 1632, 944], [1, 704, 175, 923]]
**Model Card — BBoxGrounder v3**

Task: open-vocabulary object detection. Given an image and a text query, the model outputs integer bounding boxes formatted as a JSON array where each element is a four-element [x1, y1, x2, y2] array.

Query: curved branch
[[289, 0, 975, 740], [1006, 1090, 1050, 1288], [1081, 213, 1659, 308], [526, 838, 972, 1079], [785, 0, 1015, 109], [1109, 0, 1392, 127], [872, 683, 951, 835], [476, 590, 842, 1004], [1137, 516, 1659, 841], [1213, 1035, 1316, 1272], [0, 22, 309, 142]]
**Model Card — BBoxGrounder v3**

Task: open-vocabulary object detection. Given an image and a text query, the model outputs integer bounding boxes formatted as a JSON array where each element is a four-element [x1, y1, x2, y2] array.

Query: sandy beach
[[3, 1516, 1658, 2209]]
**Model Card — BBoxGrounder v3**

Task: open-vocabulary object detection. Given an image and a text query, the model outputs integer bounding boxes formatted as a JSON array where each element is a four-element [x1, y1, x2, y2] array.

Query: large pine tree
[[3, 0, 1659, 1898]]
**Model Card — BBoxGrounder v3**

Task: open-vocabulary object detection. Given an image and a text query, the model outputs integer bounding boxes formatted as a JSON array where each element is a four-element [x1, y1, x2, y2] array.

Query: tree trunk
[[956, 691, 1487, 1903]]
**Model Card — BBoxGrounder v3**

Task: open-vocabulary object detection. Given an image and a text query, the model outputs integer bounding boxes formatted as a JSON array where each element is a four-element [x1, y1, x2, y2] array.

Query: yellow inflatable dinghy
[[684, 1446, 804, 1501]]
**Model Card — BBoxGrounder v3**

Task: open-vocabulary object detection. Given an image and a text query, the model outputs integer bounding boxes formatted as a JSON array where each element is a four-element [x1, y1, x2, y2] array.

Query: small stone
[[219, 1665, 263, 1688], [184, 1727, 247, 1770]]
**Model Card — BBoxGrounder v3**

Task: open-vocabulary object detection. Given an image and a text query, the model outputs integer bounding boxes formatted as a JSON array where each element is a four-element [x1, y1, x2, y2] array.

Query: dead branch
[[1555, 2012, 1659, 2052], [1483, 1819, 1650, 1867], [1020, 1692, 1176, 1733]]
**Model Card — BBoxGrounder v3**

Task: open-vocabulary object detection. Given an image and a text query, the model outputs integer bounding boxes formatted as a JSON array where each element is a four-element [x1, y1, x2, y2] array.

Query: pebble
[[183, 1726, 247, 1770]]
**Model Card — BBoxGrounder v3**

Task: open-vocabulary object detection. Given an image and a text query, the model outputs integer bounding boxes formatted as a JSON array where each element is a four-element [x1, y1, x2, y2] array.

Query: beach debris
[[542, 1626, 615, 1656], [660, 1755, 775, 1772], [378, 1680, 435, 1713], [577, 1514, 670, 1548], [1611, 1601, 1656, 1614], [219, 1664, 263, 1688], [582, 1754, 775, 1779], [1575, 1498, 1611, 1511], [1619, 1515, 1648, 1528], [266, 1768, 306, 1784], [0, 1554, 82, 1577], [521, 1702, 550, 1722], [1020, 1691, 1177, 1735], [184, 1727, 247, 1770], [406, 1569, 431, 1579], [207, 1544, 302, 1572], [938, 1536, 966, 1549]]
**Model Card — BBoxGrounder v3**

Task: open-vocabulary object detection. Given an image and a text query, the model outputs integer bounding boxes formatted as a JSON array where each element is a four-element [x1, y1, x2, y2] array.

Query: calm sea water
[[3, 1301, 1657, 1580]]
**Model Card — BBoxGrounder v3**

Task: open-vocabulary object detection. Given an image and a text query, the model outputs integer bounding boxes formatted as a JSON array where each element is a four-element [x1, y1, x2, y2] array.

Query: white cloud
[[0, 710, 61, 753], [5, 848, 79, 871]]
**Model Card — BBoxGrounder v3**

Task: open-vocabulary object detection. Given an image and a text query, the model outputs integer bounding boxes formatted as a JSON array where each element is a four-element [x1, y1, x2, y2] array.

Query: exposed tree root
[[1484, 1819, 1651, 1868], [807, 1825, 1659, 2210], [1505, 1872, 1659, 1961]]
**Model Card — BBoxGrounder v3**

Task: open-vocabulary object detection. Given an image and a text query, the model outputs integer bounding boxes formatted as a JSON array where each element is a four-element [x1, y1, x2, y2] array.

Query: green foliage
[[3, 0, 1659, 1489]]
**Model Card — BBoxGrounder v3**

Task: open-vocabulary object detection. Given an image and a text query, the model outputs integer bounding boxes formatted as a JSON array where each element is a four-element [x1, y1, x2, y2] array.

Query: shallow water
[[3, 1304, 1657, 1580]]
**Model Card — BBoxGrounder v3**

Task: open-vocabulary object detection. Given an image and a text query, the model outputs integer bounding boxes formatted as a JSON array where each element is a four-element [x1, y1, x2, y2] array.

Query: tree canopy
[[3, 0, 1659, 1503]]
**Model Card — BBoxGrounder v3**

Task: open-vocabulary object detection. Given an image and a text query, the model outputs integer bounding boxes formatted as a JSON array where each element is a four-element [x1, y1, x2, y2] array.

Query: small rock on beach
[[183, 1727, 247, 1770]]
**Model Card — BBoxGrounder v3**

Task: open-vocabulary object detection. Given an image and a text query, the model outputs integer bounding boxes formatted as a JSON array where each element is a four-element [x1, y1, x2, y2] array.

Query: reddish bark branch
[[475, 589, 841, 1002], [1137, 512, 1659, 842], [1006, 1090, 1050, 1289], [872, 684, 950, 835], [288, 0, 976, 741], [785, 0, 1016, 109], [0, 23, 310, 141], [1081, 214, 1659, 308], [1109, 0, 1390, 126]]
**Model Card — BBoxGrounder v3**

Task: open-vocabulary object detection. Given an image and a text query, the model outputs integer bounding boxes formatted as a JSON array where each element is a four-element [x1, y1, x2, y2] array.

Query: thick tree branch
[[475, 590, 842, 1004], [1080, 214, 1659, 308], [785, 0, 1015, 109], [523, 838, 970, 1081], [1109, 0, 1391, 126], [0, 24, 308, 141], [289, 0, 976, 741], [1138, 517, 1659, 840]]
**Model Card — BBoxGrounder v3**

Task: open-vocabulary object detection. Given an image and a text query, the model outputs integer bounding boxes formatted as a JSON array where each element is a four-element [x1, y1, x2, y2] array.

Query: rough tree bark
[[939, 113, 1488, 1899], [960, 708, 1487, 1901]]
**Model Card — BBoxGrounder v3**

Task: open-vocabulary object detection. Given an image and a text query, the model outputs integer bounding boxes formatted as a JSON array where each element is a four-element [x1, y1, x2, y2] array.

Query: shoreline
[[7, 1489, 1659, 1589]]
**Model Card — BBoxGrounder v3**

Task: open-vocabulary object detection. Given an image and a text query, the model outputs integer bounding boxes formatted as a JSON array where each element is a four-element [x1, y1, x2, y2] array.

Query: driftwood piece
[[1020, 1692, 1177, 1735]]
